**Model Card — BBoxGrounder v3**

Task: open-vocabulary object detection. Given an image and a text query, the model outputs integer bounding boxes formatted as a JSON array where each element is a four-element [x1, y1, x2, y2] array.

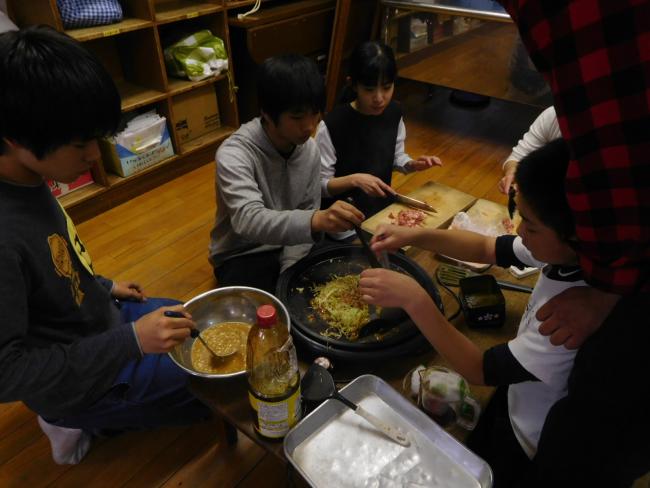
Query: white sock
[[37, 416, 92, 465]]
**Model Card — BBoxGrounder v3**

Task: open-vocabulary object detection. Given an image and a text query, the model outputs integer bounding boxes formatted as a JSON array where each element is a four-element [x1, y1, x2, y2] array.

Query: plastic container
[[417, 366, 480, 430], [247, 304, 301, 440], [402, 366, 480, 431], [509, 265, 538, 279], [459, 275, 506, 328]]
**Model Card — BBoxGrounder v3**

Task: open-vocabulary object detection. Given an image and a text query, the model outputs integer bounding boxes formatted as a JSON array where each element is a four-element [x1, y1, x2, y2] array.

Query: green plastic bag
[[164, 30, 229, 82]]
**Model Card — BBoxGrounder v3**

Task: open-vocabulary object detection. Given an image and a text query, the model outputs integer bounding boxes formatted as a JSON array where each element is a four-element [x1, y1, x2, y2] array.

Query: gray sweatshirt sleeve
[[216, 145, 317, 246], [95, 275, 113, 293], [0, 247, 141, 409]]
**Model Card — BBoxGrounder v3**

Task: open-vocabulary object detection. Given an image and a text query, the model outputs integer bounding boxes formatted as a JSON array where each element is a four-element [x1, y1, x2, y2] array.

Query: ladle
[[357, 306, 408, 338], [301, 364, 410, 447], [346, 196, 389, 269], [164, 310, 236, 359]]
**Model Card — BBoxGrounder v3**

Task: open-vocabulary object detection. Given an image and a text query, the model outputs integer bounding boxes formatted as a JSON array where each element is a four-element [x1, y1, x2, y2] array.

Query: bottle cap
[[314, 357, 332, 370], [257, 304, 277, 328]]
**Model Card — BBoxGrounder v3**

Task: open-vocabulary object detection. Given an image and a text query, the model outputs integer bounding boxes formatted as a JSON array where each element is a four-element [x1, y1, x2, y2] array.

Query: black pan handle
[[496, 280, 533, 293], [164, 310, 200, 337], [354, 225, 383, 268], [164, 310, 184, 318], [346, 197, 383, 268]]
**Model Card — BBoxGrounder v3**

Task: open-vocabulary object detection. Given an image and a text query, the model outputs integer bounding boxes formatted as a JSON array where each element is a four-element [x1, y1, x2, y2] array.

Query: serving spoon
[[164, 310, 237, 359], [301, 364, 410, 447]]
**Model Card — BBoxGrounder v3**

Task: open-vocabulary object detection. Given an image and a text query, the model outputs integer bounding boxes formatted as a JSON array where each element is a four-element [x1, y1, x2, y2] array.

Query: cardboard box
[[100, 123, 175, 177], [47, 171, 94, 198], [173, 84, 221, 144]]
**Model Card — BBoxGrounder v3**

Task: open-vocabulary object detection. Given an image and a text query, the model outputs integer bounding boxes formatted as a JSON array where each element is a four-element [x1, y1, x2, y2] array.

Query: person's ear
[[260, 110, 273, 126], [0, 137, 29, 157], [562, 234, 580, 255], [2, 137, 19, 151]]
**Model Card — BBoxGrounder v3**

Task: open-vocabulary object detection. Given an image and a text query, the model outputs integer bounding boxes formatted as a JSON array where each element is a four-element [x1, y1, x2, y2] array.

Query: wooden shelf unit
[[167, 71, 227, 96], [154, 1, 223, 24], [58, 182, 107, 208], [378, 1, 550, 106], [223, 0, 274, 10], [179, 124, 235, 154], [65, 17, 154, 41], [226, 0, 336, 121], [7, 0, 240, 223]]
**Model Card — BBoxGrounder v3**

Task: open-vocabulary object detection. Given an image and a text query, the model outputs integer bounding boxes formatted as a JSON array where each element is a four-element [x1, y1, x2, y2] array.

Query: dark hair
[[349, 41, 397, 87], [257, 54, 325, 124], [0, 26, 121, 159], [514, 138, 575, 240], [340, 41, 397, 103]]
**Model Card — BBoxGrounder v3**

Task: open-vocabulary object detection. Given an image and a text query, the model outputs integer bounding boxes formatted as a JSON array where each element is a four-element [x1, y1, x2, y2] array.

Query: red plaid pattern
[[500, 0, 650, 294]]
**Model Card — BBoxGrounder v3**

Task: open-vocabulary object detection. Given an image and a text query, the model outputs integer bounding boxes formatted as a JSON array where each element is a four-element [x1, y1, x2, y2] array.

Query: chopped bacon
[[502, 217, 515, 234], [388, 209, 427, 228]]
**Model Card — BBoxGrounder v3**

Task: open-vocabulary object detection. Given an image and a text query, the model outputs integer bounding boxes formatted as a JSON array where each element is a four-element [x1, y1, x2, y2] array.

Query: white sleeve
[[508, 323, 577, 389], [508, 275, 580, 389], [512, 236, 546, 268], [504, 106, 561, 167], [0, 12, 17, 32], [315, 120, 337, 197], [394, 118, 412, 173]]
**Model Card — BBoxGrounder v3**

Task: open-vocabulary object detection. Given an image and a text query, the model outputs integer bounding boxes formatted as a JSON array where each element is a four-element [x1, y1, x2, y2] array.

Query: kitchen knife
[[393, 193, 437, 213], [508, 186, 517, 219], [353, 225, 383, 268]]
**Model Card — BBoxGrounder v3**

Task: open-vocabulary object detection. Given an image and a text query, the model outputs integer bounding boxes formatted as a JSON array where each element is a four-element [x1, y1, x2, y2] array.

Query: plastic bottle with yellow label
[[247, 304, 301, 440]]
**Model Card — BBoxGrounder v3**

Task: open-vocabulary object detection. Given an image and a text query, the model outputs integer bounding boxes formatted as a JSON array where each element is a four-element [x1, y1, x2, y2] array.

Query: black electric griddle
[[276, 244, 444, 358]]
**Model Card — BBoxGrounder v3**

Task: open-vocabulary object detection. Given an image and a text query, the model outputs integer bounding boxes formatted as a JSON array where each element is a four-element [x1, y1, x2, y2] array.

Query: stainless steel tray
[[284, 374, 492, 488]]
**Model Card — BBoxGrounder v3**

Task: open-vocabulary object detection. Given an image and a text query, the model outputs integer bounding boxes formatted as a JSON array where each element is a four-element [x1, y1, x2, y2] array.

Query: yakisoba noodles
[[310, 275, 379, 341]]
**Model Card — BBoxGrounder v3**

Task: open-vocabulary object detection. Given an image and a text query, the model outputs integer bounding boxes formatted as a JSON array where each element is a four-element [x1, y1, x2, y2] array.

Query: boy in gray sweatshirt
[[209, 54, 364, 293], [0, 27, 211, 466]]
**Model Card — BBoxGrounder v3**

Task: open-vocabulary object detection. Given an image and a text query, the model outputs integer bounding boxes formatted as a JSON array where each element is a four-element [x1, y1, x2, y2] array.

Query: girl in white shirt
[[315, 41, 442, 237]]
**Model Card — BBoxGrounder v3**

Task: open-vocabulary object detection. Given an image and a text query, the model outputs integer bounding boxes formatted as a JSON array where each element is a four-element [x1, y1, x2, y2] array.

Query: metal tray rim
[[284, 374, 493, 488]]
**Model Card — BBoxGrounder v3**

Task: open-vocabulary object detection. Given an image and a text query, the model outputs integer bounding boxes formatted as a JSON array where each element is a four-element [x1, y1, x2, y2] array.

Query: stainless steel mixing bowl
[[168, 286, 291, 378]]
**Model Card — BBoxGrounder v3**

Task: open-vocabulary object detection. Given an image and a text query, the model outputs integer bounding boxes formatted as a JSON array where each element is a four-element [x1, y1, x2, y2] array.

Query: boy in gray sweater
[[209, 54, 363, 293], [0, 27, 211, 466]]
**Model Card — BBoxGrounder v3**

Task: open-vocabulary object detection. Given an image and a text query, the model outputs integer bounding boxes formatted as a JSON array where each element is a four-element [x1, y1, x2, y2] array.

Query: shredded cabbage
[[310, 275, 377, 341]]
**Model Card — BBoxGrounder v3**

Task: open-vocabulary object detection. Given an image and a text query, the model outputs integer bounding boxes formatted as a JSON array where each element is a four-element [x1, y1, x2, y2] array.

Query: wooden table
[[190, 240, 538, 465]]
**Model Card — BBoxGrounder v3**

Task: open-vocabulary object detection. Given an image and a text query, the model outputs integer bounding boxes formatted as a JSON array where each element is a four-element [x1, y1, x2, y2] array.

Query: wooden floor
[[1, 82, 646, 487]]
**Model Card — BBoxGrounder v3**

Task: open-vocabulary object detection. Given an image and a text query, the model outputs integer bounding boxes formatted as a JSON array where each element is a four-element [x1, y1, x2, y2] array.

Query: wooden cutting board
[[361, 181, 476, 234], [441, 198, 520, 270], [461, 198, 520, 234]]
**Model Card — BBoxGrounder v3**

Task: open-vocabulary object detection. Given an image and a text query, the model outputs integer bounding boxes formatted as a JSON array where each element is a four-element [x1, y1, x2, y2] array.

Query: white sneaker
[[37, 416, 92, 465]]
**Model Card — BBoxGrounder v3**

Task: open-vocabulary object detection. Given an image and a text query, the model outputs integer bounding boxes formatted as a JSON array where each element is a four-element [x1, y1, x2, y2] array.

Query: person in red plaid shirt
[[495, 1, 649, 487]]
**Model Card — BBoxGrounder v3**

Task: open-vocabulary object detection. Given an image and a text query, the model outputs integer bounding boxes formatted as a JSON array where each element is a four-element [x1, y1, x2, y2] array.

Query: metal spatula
[[301, 364, 410, 447], [437, 263, 533, 293]]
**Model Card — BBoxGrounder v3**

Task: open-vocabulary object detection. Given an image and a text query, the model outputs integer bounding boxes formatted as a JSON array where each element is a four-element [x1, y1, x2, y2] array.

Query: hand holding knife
[[391, 192, 437, 213], [344, 173, 437, 213]]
